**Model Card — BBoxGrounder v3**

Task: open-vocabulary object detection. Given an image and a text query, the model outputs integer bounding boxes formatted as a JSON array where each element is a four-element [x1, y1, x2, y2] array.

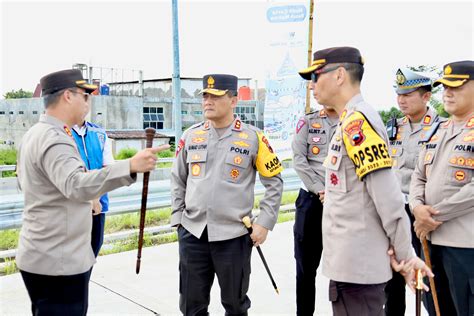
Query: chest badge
[[330, 173, 339, 185], [191, 163, 201, 176], [454, 170, 466, 181], [311, 122, 322, 128], [234, 156, 243, 165], [193, 137, 206, 144], [344, 119, 365, 146], [233, 140, 250, 147], [230, 168, 240, 179], [312, 146, 320, 155], [238, 132, 249, 139]]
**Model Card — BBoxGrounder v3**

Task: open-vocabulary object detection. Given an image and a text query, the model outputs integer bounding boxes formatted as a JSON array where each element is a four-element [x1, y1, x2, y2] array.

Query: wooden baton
[[135, 127, 156, 274]]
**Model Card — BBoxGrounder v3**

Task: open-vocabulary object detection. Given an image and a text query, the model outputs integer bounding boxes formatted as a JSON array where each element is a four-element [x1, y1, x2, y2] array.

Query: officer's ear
[[422, 91, 432, 103], [335, 67, 346, 86]]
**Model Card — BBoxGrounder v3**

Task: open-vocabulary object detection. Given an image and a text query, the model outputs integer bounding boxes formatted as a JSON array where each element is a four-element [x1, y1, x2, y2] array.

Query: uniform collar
[[39, 114, 73, 138], [340, 94, 364, 122]]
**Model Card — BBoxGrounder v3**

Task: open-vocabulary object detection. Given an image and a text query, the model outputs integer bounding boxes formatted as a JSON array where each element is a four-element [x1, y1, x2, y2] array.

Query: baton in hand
[[421, 238, 441, 316], [135, 127, 156, 274], [242, 216, 279, 294], [415, 269, 423, 316]]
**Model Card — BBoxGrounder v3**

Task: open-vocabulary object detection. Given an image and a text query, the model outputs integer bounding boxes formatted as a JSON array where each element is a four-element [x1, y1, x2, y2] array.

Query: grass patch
[[157, 162, 172, 168], [0, 229, 19, 250], [104, 207, 172, 234], [0, 258, 19, 275], [100, 231, 177, 256], [254, 190, 298, 209], [0, 148, 17, 177], [277, 211, 295, 224]]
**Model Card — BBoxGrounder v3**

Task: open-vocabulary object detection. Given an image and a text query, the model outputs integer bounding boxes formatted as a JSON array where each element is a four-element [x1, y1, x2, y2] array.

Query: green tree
[[378, 107, 403, 125], [3, 89, 33, 99]]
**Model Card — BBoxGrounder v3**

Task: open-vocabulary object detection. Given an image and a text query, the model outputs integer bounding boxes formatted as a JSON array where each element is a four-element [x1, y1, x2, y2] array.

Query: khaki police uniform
[[410, 60, 474, 316], [292, 109, 337, 315], [171, 117, 283, 239], [171, 102, 283, 315], [16, 114, 136, 276], [390, 108, 444, 198], [322, 94, 414, 285]]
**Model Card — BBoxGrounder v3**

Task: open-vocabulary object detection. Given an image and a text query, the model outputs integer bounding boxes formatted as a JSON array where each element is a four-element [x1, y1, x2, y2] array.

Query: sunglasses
[[310, 65, 343, 83], [68, 89, 91, 102]]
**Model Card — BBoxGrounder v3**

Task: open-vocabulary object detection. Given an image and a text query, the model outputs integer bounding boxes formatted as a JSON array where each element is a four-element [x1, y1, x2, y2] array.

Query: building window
[[181, 110, 188, 115], [143, 106, 165, 130], [9, 111, 14, 115], [193, 111, 203, 115], [0, 111, 5, 115], [19, 111, 24, 114], [32, 111, 38, 114]]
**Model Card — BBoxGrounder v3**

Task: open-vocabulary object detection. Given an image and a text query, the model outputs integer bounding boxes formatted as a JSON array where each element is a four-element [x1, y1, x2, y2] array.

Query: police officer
[[16, 69, 169, 316], [292, 82, 338, 313], [170, 74, 284, 316], [385, 67, 445, 316], [298, 47, 432, 315], [410, 60, 474, 316], [72, 119, 115, 257]]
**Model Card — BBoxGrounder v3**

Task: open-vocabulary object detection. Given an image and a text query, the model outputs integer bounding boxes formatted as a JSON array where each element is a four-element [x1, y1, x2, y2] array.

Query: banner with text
[[264, 1, 310, 160]]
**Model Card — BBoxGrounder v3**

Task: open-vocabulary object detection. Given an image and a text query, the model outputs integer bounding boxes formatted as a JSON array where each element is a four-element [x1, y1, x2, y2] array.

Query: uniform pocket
[[223, 153, 251, 183], [186, 150, 207, 179]]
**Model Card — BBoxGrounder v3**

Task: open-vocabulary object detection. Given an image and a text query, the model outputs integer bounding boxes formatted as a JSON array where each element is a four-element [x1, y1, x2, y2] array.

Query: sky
[[1, 0, 473, 110]]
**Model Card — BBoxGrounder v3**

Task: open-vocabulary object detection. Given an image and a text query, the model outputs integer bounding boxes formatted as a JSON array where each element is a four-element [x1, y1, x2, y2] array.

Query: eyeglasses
[[311, 65, 343, 83], [68, 89, 90, 102]]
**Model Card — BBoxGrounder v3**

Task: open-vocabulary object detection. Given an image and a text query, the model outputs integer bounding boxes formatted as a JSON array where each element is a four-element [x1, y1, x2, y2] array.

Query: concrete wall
[[0, 96, 142, 150]]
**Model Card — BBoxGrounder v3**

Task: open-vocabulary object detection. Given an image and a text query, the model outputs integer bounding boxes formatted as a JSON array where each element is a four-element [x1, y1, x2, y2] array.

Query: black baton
[[242, 216, 279, 294]]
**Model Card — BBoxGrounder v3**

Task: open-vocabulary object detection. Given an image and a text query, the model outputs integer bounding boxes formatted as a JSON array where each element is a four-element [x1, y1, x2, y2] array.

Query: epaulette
[[188, 121, 206, 130]]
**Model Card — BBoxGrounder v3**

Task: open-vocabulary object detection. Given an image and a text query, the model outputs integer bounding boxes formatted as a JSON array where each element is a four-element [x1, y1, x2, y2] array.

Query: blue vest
[[72, 122, 110, 212]]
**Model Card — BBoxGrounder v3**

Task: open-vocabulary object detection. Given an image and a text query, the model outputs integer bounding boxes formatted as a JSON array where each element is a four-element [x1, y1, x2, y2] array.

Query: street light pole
[[172, 0, 182, 142]]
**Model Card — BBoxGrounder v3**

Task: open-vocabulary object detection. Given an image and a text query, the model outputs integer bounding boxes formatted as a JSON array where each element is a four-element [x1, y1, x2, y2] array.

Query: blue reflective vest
[[72, 122, 110, 212]]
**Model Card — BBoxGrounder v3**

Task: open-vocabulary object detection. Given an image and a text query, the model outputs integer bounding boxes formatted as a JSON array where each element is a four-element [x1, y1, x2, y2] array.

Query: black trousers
[[91, 213, 106, 257], [294, 188, 323, 316], [178, 226, 252, 316], [20, 269, 92, 316], [384, 204, 421, 316], [424, 243, 472, 316], [330, 280, 386, 316]]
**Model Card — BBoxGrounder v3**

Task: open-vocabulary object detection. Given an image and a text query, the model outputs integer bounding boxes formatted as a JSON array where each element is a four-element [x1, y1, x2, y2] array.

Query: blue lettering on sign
[[266, 5, 307, 23]]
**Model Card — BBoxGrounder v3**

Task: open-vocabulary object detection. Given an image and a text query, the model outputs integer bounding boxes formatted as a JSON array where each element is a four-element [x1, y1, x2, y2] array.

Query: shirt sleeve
[[409, 146, 428, 212], [433, 180, 474, 221], [41, 139, 136, 202], [256, 172, 283, 231], [291, 117, 324, 194], [102, 135, 115, 166], [170, 133, 189, 226], [365, 168, 416, 262]]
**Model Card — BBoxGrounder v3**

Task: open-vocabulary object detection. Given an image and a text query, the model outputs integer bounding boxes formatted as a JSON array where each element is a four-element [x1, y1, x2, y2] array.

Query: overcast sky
[[1, 0, 472, 109]]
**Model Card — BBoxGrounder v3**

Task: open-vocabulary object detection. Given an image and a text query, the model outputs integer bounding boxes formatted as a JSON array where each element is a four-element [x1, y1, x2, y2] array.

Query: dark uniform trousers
[[91, 213, 106, 257], [178, 226, 252, 316], [330, 280, 386, 316], [422, 242, 471, 316], [384, 204, 422, 316], [20, 269, 92, 316], [294, 188, 323, 315]]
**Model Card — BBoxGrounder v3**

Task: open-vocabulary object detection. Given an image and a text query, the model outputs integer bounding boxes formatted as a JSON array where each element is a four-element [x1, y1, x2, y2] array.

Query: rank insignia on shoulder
[[63, 125, 72, 137], [466, 117, 474, 128], [423, 115, 432, 125], [234, 119, 242, 130], [233, 140, 250, 147]]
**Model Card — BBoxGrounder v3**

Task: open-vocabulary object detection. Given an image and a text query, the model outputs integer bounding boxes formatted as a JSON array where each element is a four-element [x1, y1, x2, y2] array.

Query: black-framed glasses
[[68, 89, 90, 102], [311, 65, 343, 83]]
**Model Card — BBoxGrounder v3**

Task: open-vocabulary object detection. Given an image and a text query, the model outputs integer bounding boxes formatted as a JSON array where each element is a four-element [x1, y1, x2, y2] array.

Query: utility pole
[[305, 0, 314, 113], [172, 0, 182, 142]]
